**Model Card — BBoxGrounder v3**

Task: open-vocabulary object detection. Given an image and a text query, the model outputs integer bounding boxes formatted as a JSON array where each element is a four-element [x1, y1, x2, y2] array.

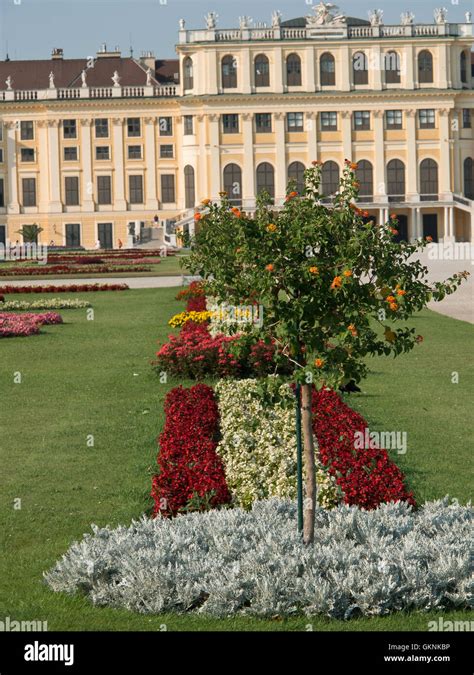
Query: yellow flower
[[309, 266, 319, 275], [343, 270, 353, 278], [267, 223, 277, 233], [314, 358, 325, 368]]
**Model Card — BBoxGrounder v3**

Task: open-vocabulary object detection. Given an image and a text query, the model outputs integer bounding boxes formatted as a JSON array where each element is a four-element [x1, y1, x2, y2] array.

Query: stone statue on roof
[[5, 75, 12, 90], [401, 11, 414, 25], [111, 70, 120, 87], [271, 10, 282, 27], [179, 18, 185, 30], [205, 12, 218, 29], [368, 9, 383, 26], [239, 16, 252, 29], [81, 69, 87, 87], [466, 11, 472, 23], [49, 71, 55, 88], [146, 67, 152, 86], [307, 2, 346, 26], [434, 7, 448, 24]]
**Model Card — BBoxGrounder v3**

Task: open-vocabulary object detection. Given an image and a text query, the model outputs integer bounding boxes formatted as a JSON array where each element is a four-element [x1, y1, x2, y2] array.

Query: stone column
[[304, 47, 315, 92], [439, 108, 452, 199], [340, 45, 351, 91], [274, 112, 286, 204], [36, 121, 50, 213], [112, 118, 127, 210], [242, 112, 255, 209], [306, 111, 317, 163], [208, 114, 221, 201], [80, 119, 94, 212], [47, 120, 62, 213], [197, 114, 208, 201], [405, 44, 415, 89], [144, 117, 159, 210], [373, 110, 386, 202], [406, 109, 419, 202], [341, 110, 352, 162], [273, 47, 284, 94], [5, 122, 19, 214], [241, 49, 252, 94]]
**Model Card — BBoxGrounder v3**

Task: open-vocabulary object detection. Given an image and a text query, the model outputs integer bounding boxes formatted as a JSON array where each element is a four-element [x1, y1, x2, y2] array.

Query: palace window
[[21, 148, 35, 162], [420, 159, 438, 201], [385, 51, 401, 84], [355, 160, 373, 201], [462, 109, 471, 128], [418, 50, 433, 84], [419, 109, 435, 129], [320, 53, 335, 86], [320, 112, 337, 131], [159, 117, 173, 136], [353, 51, 368, 85], [161, 174, 176, 203], [64, 147, 78, 161], [256, 162, 275, 200], [460, 51, 467, 84], [183, 56, 194, 89], [286, 53, 302, 86], [464, 157, 473, 199], [96, 146, 110, 161], [222, 55, 237, 88], [128, 145, 142, 159], [287, 112, 304, 132], [354, 111, 370, 130], [288, 161, 306, 194], [0, 178, 4, 207], [95, 119, 109, 138], [63, 120, 77, 139], [65, 176, 79, 206], [97, 176, 112, 205], [160, 145, 173, 159], [127, 118, 141, 137], [255, 54, 270, 87], [387, 159, 405, 202], [184, 115, 194, 135], [385, 110, 403, 129], [184, 165, 195, 208], [22, 178, 36, 206], [129, 175, 144, 204], [321, 161, 339, 199], [223, 163, 242, 206], [255, 113, 272, 133], [222, 114, 239, 134], [20, 121, 34, 141]]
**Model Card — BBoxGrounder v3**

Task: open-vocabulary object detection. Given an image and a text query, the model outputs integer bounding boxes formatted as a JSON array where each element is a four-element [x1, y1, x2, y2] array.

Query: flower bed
[[151, 384, 230, 517], [0, 311, 63, 337], [312, 388, 415, 509], [0, 284, 129, 294], [0, 298, 91, 310], [45, 497, 473, 619], [0, 264, 151, 276]]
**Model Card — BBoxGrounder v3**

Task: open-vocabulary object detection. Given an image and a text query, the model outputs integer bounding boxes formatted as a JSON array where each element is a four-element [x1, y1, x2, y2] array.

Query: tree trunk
[[301, 383, 316, 545]]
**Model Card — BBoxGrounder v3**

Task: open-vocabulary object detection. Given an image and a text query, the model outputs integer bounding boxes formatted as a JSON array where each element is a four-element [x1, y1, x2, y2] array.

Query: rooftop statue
[[5, 75, 12, 90], [434, 7, 448, 24], [368, 9, 384, 26], [307, 2, 346, 26], [205, 11, 218, 29], [48, 71, 55, 88], [111, 70, 121, 87], [271, 10, 282, 27], [401, 11, 414, 25], [239, 16, 252, 29], [81, 69, 87, 87]]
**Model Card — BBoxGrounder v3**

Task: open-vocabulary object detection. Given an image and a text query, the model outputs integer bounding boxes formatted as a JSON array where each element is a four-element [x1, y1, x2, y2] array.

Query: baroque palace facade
[[0, 3, 473, 249]]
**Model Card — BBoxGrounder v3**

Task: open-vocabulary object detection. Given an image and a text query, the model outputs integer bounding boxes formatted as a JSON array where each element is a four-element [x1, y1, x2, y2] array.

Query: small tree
[[16, 224, 43, 244], [187, 162, 468, 544]]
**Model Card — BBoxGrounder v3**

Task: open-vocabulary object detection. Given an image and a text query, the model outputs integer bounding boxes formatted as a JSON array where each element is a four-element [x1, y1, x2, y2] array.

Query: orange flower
[[309, 266, 319, 275], [265, 264, 274, 272], [363, 210, 369, 218], [267, 223, 277, 233], [389, 302, 399, 311], [201, 198, 211, 206], [347, 324, 358, 336], [331, 276, 342, 289], [397, 289, 406, 296], [426, 235, 433, 242], [390, 228, 399, 236], [350, 162, 358, 170], [312, 160, 322, 166], [353, 181, 360, 189], [219, 191, 228, 197], [194, 212, 202, 222], [286, 191, 298, 201], [390, 213, 398, 220], [343, 270, 352, 278], [314, 358, 325, 368]]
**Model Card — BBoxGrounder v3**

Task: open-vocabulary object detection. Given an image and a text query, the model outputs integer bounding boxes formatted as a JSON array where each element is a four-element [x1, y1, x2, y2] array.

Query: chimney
[[52, 48, 64, 60], [140, 50, 155, 70], [96, 43, 121, 58]]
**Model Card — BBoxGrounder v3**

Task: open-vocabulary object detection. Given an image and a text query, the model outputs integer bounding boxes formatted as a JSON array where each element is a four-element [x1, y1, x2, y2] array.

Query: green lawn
[[0, 254, 188, 280], [0, 288, 472, 631]]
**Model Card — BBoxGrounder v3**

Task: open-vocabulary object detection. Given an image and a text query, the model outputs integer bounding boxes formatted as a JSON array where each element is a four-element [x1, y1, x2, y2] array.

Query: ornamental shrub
[[0, 284, 129, 294], [151, 384, 231, 517], [45, 497, 473, 619]]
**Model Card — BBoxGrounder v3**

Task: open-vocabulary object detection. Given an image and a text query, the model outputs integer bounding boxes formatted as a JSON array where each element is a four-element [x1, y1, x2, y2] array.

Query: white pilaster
[[242, 113, 255, 208], [304, 48, 315, 92], [405, 44, 415, 89], [144, 117, 159, 210], [209, 114, 221, 200], [306, 112, 317, 163], [275, 112, 286, 203], [5, 123, 19, 213], [112, 118, 127, 210], [47, 120, 62, 212], [80, 119, 94, 211], [439, 108, 452, 199], [341, 111, 352, 161], [406, 109, 419, 201], [373, 111, 386, 202], [340, 45, 351, 91], [273, 47, 284, 94]]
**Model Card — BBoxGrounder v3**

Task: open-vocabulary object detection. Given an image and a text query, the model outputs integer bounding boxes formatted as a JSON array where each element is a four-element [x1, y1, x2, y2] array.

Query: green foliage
[[16, 223, 44, 243], [187, 163, 468, 389]]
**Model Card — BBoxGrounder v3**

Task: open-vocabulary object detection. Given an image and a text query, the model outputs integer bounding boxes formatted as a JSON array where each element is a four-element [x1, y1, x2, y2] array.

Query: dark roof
[[0, 56, 167, 90], [281, 16, 370, 27], [155, 59, 179, 84]]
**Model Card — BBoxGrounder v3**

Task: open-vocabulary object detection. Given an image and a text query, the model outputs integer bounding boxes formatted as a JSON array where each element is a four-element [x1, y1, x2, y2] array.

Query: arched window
[[420, 159, 438, 200], [464, 157, 474, 199], [256, 162, 275, 200], [184, 165, 195, 209], [387, 159, 405, 202], [418, 50, 433, 84], [286, 53, 302, 86], [183, 56, 194, 89], [460, 51, 467, 84], [321, 161, 339, 199], [223, 163, 242, 206], [385, 51, 401, 84], [320, 52, 335, 86], [222, 55, 237, 88], [353, 51, 368, 85], [254, 54, 270, 87], [355, 160, 373, 201], [288, 161, 306, 194]]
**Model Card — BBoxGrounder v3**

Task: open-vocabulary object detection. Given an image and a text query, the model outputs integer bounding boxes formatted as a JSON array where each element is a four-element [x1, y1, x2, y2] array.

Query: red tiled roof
[[0, 56, 161, 90], [155, 59, 179, 84]]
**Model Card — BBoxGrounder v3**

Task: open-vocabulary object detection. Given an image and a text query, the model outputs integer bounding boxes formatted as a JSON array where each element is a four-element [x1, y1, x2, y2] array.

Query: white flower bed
[[215, 378, 342, 509], [45, 498, 473, 619], [0, 298, 91, 310]]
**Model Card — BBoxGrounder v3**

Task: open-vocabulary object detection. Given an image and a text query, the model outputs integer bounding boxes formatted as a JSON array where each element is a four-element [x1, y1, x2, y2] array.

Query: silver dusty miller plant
[[45, 498, 473, 619]]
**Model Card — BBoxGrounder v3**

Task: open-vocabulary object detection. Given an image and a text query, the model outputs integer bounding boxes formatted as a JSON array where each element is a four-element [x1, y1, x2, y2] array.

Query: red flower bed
[[151, 384, 231, 517], [0, 284, 129, 294], [186, 295, 207, 312], [175, 281, 205, 302], [312, 388, 415, 509], [0, 264, 151, 276], [154, 324, 240, 379], [0, 311, 63, 337]]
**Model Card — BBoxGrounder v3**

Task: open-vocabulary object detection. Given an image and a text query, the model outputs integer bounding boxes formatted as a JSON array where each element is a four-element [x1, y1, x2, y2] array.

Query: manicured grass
[[0, 289, 471, 631]]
